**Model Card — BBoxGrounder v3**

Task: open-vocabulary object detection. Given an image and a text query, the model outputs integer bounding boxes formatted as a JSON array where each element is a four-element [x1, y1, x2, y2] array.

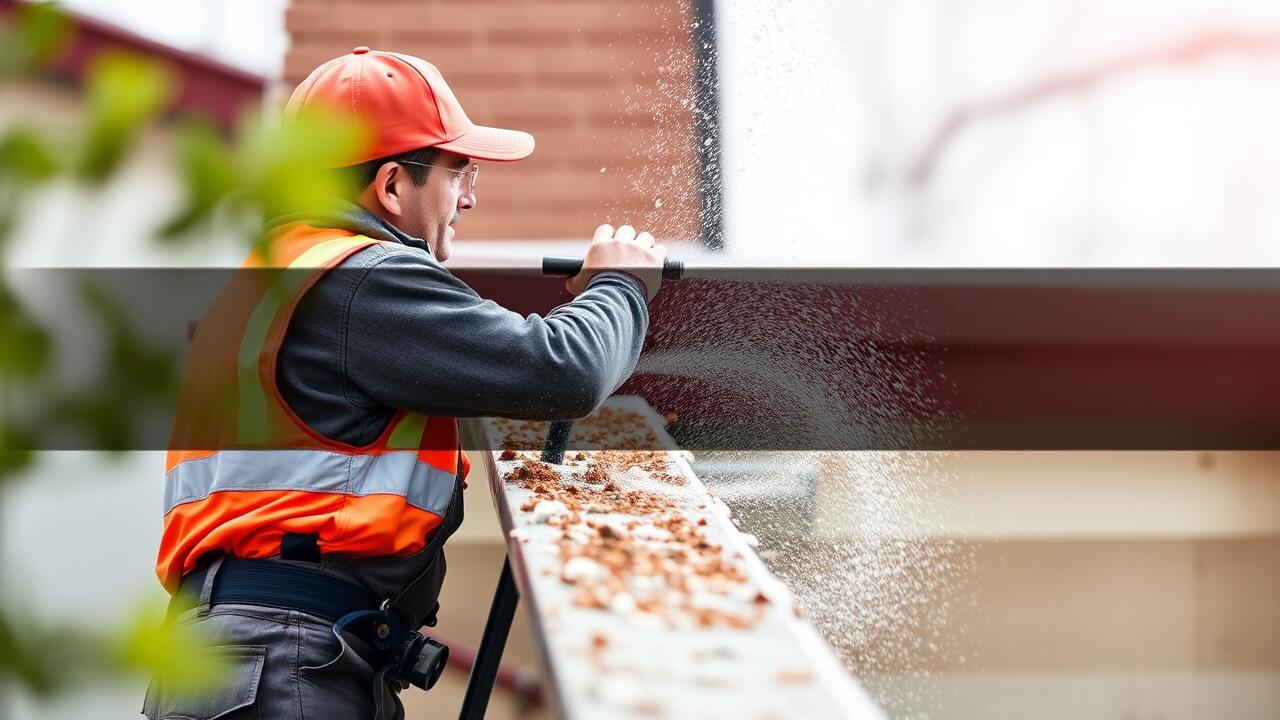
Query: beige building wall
[[812, 451, 1280, 719]]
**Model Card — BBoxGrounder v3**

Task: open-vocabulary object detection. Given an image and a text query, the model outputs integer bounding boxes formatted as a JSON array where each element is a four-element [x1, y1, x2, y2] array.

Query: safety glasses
[[397, 161, 479, 195]]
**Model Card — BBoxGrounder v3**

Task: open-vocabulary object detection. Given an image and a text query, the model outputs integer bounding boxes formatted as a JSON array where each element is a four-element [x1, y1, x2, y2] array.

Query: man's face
[[397, 150, 476, 262]]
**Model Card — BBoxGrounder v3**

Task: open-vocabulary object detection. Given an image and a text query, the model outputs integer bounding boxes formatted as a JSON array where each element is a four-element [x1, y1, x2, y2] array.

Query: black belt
[[175, 557, 451, 697], [175, 558, 383, 622]]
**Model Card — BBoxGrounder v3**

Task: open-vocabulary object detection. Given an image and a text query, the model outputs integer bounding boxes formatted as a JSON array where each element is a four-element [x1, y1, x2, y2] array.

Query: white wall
[[716, 0, 1280, 266]]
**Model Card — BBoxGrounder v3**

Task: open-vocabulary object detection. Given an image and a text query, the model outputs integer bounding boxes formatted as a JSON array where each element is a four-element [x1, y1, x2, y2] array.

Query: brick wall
[[284, 0, 703, 243]]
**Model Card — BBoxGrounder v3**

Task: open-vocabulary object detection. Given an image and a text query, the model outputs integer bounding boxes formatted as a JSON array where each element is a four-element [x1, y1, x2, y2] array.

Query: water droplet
[[654, 198, 664, 209]]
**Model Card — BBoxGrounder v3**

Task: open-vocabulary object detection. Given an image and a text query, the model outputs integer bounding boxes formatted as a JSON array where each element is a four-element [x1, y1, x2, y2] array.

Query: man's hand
[[566, 224, 668, 302]]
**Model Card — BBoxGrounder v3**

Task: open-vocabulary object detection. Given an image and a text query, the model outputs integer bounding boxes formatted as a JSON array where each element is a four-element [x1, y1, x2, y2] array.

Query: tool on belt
[[332, 607, 448, 692], [177, 557, 449, 693]]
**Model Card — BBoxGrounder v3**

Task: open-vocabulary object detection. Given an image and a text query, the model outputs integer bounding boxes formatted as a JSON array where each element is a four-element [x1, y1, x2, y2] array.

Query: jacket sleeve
[[341, 248, 650, 420]]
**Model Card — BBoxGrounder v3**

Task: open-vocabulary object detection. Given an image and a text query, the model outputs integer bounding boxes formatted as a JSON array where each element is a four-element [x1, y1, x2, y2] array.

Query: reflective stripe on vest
[[164, 450, 457, 516], [157, 226, 467, 593]]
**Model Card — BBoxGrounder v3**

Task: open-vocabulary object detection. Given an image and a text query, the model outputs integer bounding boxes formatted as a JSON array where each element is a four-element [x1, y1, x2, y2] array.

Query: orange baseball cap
[[285, 46, 535, 165]]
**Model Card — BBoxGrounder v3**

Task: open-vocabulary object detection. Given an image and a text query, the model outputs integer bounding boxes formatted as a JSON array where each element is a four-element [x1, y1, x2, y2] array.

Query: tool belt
[[174, 557, 449, 693]]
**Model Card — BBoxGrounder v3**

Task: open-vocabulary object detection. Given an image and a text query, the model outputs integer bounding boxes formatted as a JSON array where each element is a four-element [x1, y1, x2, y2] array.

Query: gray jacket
[[263, 205, 649, 607], [274, 204, 650, 446]]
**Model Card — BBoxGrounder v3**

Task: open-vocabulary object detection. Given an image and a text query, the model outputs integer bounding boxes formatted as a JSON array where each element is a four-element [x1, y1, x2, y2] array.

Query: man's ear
[[372, 162, 403, 217]]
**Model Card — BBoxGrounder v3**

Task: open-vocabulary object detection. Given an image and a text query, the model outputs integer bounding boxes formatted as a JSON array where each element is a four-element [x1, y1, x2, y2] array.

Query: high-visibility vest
[[157, 223, 469, 593]]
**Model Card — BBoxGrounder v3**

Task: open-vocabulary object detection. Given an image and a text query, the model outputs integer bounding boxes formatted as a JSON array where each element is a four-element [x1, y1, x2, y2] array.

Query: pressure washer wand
[[541, 257, 685, 282], [538, 255, 684, 465], [539, 420, 574, 465]]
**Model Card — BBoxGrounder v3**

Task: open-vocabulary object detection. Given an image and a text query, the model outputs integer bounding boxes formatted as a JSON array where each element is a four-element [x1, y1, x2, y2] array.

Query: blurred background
[[2, 0, 1279, 718]]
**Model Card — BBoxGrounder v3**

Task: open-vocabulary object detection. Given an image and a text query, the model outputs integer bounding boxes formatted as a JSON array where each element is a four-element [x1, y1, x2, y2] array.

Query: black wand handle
[[540, 420, 574, 464], [542, 256, 684, 281]]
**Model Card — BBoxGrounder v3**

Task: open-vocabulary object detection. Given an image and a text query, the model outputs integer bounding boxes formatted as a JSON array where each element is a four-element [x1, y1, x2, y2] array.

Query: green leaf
[[0, 608, 58, 696], [0, 606, 112, 695], [78, 53, 174, 183], [0, 127, 60, 182], [0, 2, 71, 79], [42, 283, 177, 451], [0, 423, 36, 479], [78, 282, 175, 400], [157, 121, 241, 241], [0, 289, 51, 377], [113, 600, 229, 693], [0, 319, 50, 377], [53, 395, 132, 450], [0, 600, 227, 697], [240, 106, 368, 221]]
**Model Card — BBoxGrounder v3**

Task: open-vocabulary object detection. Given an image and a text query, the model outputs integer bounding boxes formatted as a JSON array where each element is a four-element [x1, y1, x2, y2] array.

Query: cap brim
[[434, 124, 535, 162]]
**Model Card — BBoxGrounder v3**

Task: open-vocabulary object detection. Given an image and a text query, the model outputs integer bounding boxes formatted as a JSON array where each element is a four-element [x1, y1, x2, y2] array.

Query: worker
[[146, 47, 666, 719]]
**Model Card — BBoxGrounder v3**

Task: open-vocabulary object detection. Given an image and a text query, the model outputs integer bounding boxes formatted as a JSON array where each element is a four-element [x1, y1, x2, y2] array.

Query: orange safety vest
[[157, 224, 469, 593]]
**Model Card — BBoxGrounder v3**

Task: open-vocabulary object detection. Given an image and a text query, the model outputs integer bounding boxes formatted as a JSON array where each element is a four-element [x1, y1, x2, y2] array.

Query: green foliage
[[160, 107, 367, 247], [0, 424, 34, 476], [114, 600, 231, 694], [0, 5, 367, 469], [79, 282, 176, 403], [0, 284, 176, 457], [0, 600, 230, 700], [156, 121, 241, 238], [0, 1, 371, 708], [0, 127, 60, 183], [0, 286, 50, 378], [78, 52, 175, 182], [0, 606, 60, 696], [239, 106, 367, 222], [40, 283, 178, 451], [0, 1, 70, 79]]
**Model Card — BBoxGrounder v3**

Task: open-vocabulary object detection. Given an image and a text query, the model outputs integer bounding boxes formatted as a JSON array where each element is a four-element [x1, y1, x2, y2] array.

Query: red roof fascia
[[0, 0, 266, 131]]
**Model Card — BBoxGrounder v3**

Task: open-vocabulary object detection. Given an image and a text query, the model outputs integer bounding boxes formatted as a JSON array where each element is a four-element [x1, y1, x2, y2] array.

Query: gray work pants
[[141, 566, 405, 719]]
